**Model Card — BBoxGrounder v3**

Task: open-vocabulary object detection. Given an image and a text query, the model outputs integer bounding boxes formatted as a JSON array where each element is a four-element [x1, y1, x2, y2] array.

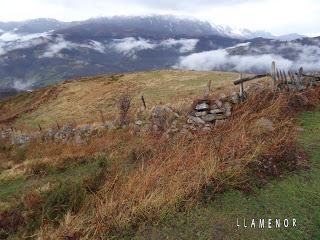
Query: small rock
[[219, 93, 227, 101], [195, 111, 208, 117], [223, 102, 232, 117], [202, 114, 217, 122], [209, 104, 219, 110], [230, 92, 240, 104], [215, 100, 223, 108], [135, 120, 143, 126], [202, 127, 211, 132], [210, 109, 224, 114], [195, 102, 209, 111], [187, 115, 206, 125]]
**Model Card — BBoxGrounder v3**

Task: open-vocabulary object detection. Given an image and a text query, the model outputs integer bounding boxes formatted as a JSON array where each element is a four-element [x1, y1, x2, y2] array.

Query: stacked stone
[[187, 92, 240, 130]]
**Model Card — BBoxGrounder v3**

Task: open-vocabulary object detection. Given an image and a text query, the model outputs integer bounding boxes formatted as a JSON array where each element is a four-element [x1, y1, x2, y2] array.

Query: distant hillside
[[0, 70, 240, 129], [0, 15, 317, 93]]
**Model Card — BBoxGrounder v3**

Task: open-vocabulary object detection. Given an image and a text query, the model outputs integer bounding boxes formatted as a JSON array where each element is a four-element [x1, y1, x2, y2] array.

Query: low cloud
[[13, 79, 34, 91], [0, 31, 51, 56], [176, 49, 292, 73], [0, 31, 50, 42], [110, 37, 156, 58], [160, 38, 198, 53], [176, 41, 320, 73], [110, 37, 198, 58], [41, 36, 107, 58]]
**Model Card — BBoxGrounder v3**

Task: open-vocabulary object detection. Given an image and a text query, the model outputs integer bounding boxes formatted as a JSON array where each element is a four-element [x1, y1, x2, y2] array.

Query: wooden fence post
[[141, 95, 147, 109], [271, 61, 276, 91], [238, 73, 245, 102], [37, 123, 42, 132]]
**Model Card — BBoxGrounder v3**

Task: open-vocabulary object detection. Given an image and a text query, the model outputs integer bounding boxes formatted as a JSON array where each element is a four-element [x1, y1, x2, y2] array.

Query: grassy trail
[[134, 109, 320, 240]]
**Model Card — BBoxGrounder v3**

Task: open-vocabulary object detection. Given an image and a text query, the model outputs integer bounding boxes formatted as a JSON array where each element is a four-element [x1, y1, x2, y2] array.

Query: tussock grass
[[34, 87, 320, 239]]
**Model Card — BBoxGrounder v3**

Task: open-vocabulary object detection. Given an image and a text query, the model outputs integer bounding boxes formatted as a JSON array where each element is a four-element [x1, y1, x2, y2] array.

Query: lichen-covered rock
[[230, 92, 240, 104], [150, 106, 180, 131], [223, 102, 232, 117]]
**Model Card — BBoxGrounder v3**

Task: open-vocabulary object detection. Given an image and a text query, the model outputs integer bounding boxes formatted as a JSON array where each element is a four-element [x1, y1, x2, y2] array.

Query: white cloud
[[160, 38, 198, 53], [176, 39, 320, 73], [41, 36, 75, 57], [109, 37, 199, 58], [0, 0, 319, 36], [88, 40, 105, 53], [110, 37, 156, 58], [0, 31, 51, 56], [175, 49, 292, 73], [13, 79, 34, 90], [0, 31, 50, 42], [41, 36, 108, 58]]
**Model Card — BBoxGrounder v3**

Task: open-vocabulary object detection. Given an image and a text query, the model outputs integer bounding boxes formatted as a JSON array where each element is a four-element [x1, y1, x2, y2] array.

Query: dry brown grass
[[33, 87, 320, 240], [0, 70, 241, 131]]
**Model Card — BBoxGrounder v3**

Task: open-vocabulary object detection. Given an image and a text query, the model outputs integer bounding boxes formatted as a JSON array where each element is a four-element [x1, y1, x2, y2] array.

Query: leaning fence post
[[37, 123, 42, 132], [141, 95, 147, 109], [271, 61, 276, 91]]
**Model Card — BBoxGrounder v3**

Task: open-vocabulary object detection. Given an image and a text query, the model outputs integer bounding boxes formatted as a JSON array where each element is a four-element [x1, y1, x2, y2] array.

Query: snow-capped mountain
[[0, 15, 316, 97], [213, 24, 305, 41]]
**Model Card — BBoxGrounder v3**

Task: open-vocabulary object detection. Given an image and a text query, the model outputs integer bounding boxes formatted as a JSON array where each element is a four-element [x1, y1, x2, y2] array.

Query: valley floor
[[132, 108, 320, 240]]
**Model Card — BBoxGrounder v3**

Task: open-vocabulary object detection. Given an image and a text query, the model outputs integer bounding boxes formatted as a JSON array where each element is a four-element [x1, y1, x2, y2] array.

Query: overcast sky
[[1, 0, 319, 36]]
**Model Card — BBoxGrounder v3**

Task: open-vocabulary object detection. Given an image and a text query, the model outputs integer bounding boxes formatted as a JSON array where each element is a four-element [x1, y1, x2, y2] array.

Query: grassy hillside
[[0, 70, 319, 239], [0, 70, 241, 130]]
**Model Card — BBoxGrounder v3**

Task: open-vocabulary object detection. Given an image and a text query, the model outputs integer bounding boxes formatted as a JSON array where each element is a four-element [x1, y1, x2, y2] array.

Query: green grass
[[133, 108, 320, 240], [0, 154, 109, 202]]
